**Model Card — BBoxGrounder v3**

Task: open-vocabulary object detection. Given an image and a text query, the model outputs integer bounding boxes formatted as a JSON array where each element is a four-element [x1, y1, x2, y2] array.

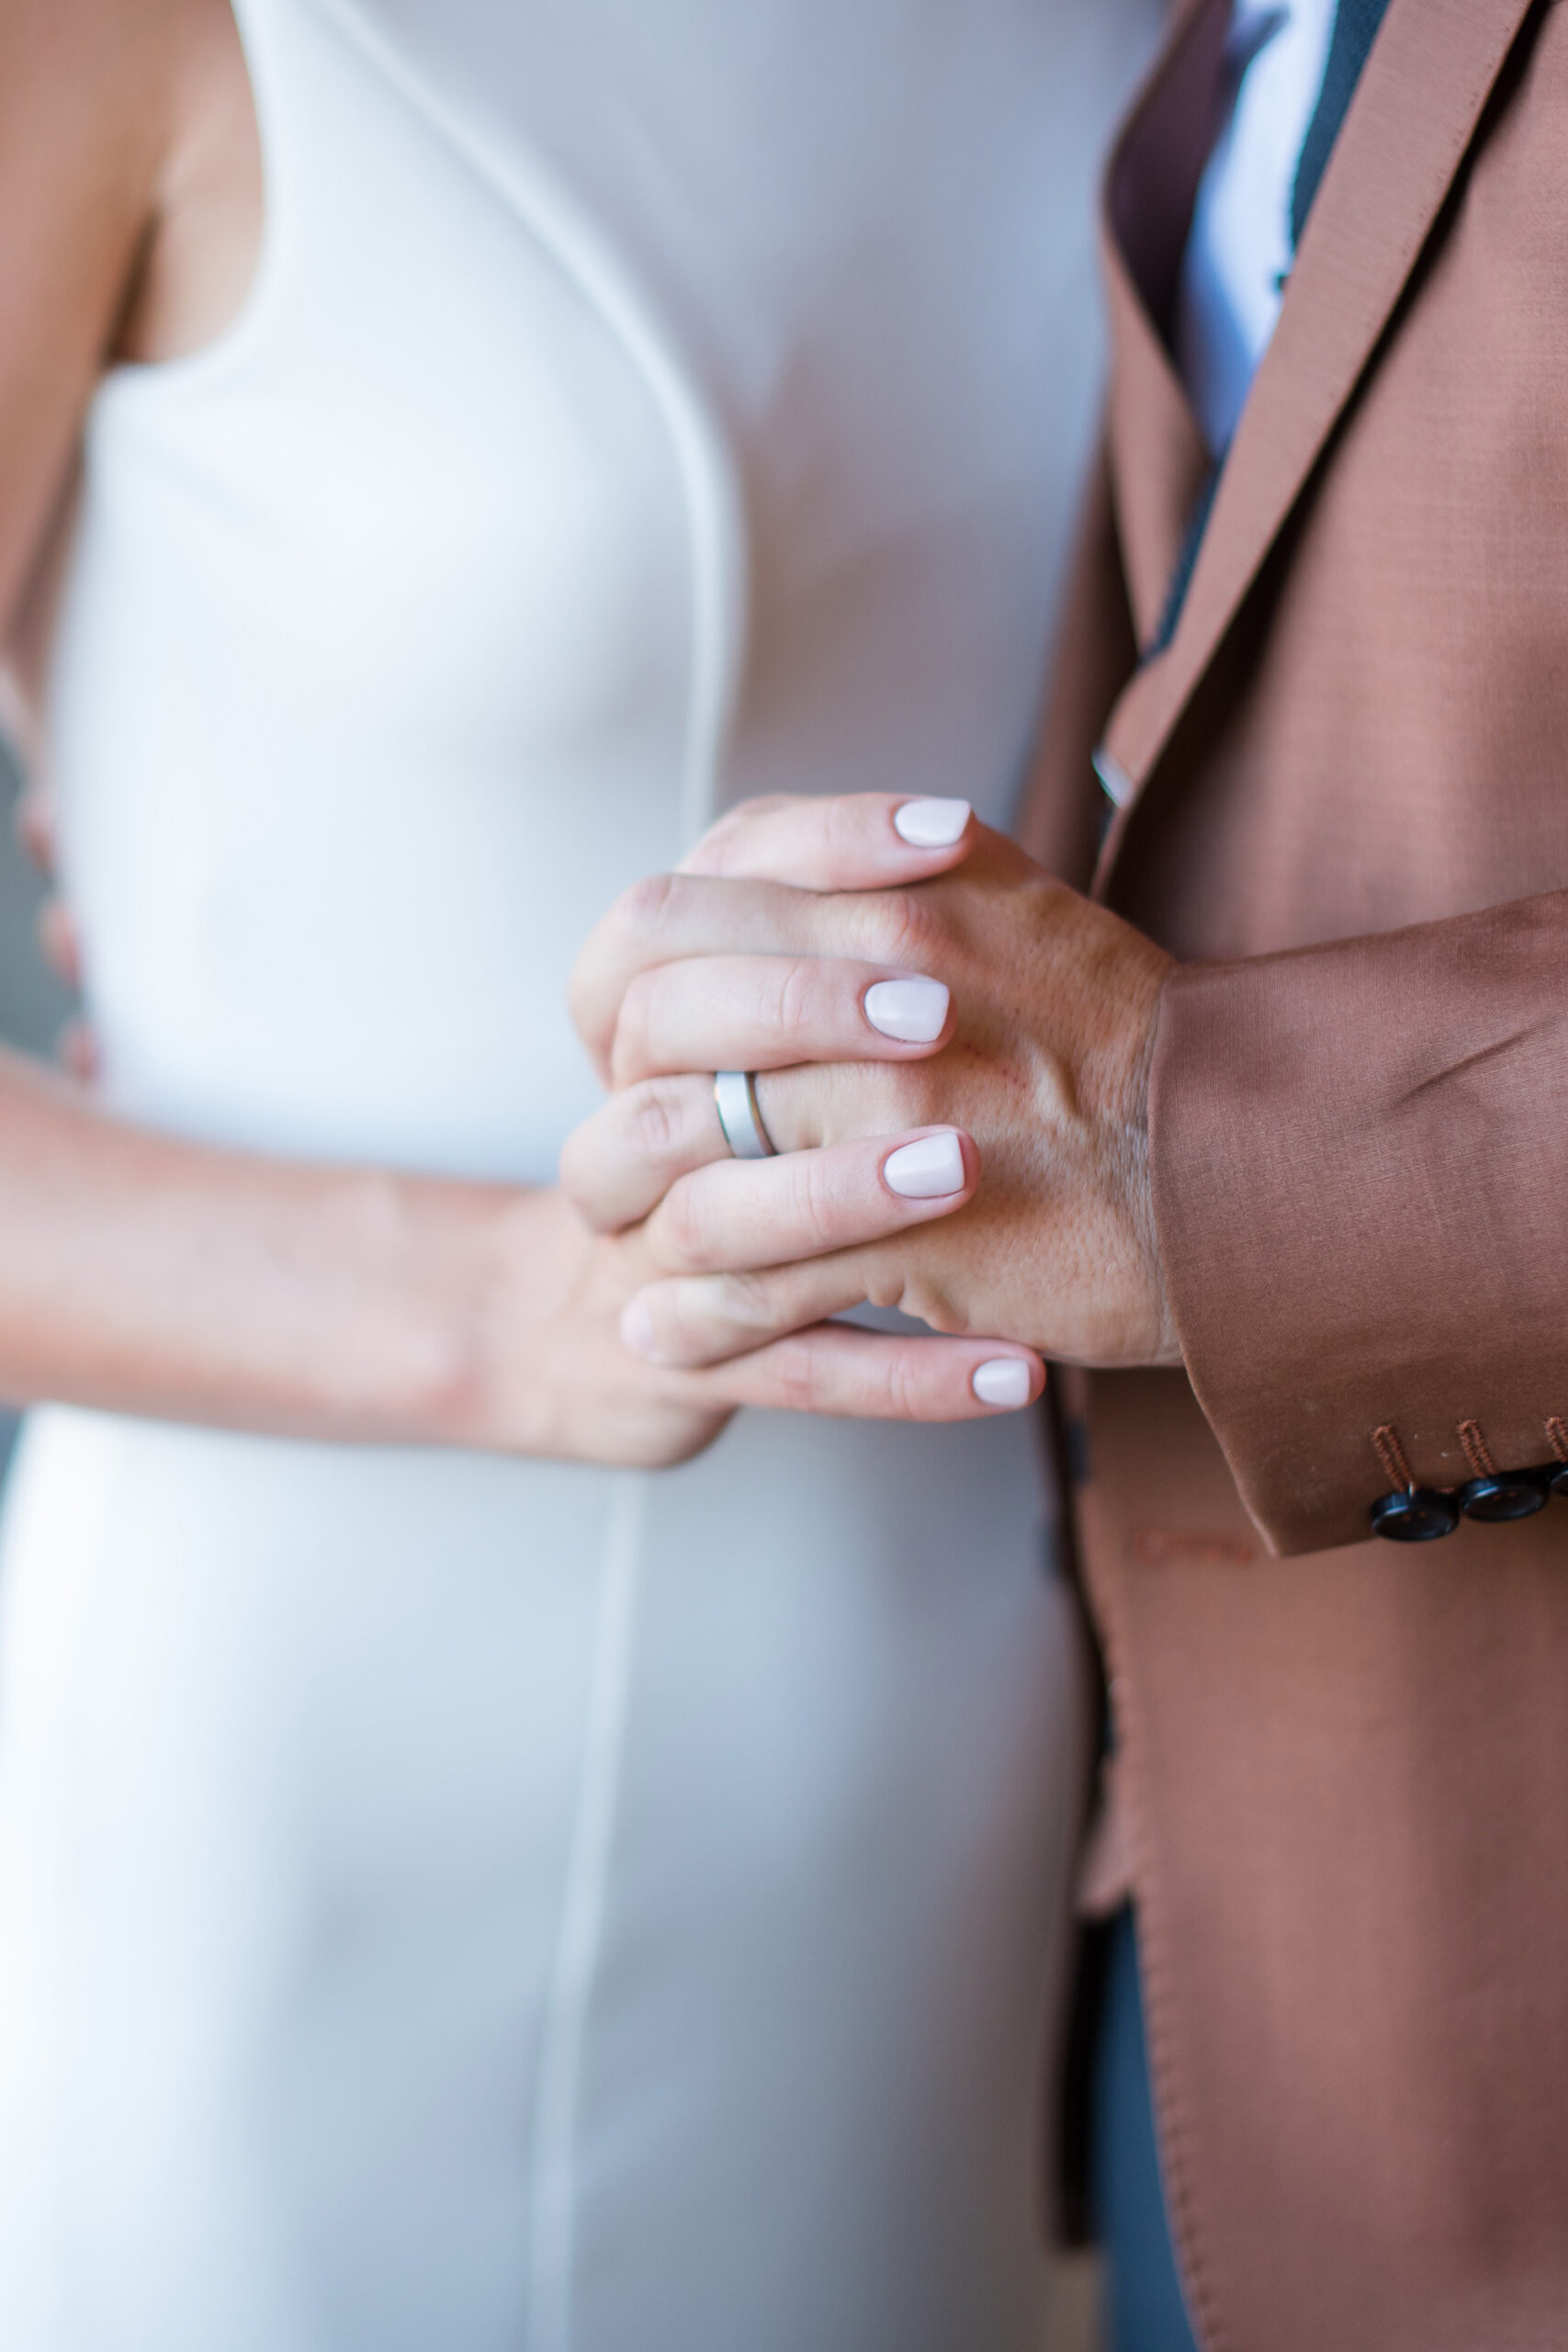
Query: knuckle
[[861, 887, 942, 970], [616, 869, 681, 942], [683, 806, 749, 876], [769, 957, 822, 1046], [611, 970, 660, 1076], [658, 1177, 712, 1272], [625, 1076, 684, 1163], [862, 1255, 908, 1314], [887, 1351, 925, 1419], [787, 1148, 843, 1250], [919, 1288, 966, 1335], [770, 1337, 828, 1414]]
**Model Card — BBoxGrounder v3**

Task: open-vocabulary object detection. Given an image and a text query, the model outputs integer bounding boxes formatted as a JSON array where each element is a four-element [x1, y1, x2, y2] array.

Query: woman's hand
[[455, 1186, 733, 1467], [563, 794, 1180, 1374], [450, 1183, 1044, 1469]]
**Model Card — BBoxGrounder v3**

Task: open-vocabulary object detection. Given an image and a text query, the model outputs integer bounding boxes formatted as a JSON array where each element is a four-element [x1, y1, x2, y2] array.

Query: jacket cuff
[[1147, 891, 1568, 1555]]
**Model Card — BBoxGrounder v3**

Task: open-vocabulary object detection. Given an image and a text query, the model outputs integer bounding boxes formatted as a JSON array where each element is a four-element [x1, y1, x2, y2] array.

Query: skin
[[564, 793, 1180, 1374], [0, 0, 1042, 1462]]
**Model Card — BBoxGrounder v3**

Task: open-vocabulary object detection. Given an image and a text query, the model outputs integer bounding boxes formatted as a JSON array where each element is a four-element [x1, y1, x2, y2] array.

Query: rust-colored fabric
[[1075, 1371, 1568, 2352], [1152, 899, 1568, 1552], [1100, 0, 1224, 645], [1017, 438, 1136, 892], [1118, 0, 1566, 1542], [1024, 0, 1568, 2343]]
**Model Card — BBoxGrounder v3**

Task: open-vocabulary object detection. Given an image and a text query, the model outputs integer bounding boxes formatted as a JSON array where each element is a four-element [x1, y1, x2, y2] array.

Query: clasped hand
[[560, 795, 1181, 1424]]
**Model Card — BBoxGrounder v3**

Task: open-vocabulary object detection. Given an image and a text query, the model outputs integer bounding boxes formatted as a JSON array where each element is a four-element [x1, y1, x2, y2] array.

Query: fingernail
[[620, 1297, 660, 1361], [894, 797, 971, 849], [864, 978, 950, 1043], [883, 1131, 965, 1199], [973, 1359, 1032, 1409]]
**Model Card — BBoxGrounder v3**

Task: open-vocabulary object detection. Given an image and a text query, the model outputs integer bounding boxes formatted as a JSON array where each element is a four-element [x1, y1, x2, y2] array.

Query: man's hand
[[563, 795, 1181, 1374]]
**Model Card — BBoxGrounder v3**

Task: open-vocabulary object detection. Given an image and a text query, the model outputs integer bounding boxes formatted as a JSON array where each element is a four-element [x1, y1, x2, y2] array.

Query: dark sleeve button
[[1459, 1469, 1551, 1522], [1370, 1488, 1461, 1542], [1549, 1463, 1568, 1500]]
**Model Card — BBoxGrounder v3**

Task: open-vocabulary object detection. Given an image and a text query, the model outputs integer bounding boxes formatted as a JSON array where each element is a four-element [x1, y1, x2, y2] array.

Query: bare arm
[[0, 0, 177, 640]]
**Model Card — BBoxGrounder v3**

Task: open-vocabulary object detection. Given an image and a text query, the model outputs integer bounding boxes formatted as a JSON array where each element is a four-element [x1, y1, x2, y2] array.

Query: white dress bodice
[[51, 0, 1144, 1180], [0, 6, 1161, 2348]]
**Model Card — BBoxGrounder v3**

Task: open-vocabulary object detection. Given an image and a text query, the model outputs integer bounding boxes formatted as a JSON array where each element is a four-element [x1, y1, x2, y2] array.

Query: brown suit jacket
[[1023, 1, 1568, 2345]]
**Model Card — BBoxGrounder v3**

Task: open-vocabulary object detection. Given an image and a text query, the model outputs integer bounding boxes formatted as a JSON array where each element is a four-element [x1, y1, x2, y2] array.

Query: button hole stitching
[[1457, 1419, 1495, 1481], [1371, 1423, 1413, 1492]]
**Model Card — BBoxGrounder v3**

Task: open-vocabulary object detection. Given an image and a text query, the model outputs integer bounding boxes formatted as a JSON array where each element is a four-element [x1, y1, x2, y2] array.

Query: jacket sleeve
[[1148, 887, 1568, 1555]]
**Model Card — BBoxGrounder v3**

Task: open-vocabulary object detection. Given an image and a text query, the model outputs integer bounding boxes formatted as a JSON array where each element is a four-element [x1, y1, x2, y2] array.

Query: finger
[[624, 1252, 870, 1366], [696, 1322, 1044, 1420], [610, 954, 952, 1086], [644, 1127, 976, 1276], [561, 1061, 925, 1235], [680, 793, 974, 889], [559, 1073, 728, 1233], [570, 870, 934, 1079], [37, 897, 81, 989]]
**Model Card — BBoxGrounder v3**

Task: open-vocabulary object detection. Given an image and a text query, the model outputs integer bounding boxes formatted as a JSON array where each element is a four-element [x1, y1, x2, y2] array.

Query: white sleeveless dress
[[0, 4, 1157, 2346]]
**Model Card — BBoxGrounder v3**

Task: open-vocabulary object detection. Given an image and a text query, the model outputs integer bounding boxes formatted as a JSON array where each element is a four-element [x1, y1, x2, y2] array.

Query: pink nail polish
[[893, 797, 971, 848], [883, 1133, 964, 1198], [863, 978, 950, 1043], [972, 1359, 1032, 1409]]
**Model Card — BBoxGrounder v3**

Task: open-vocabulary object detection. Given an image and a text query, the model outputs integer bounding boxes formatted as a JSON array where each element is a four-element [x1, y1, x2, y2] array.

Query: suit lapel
[[1101, 0, 1227, 650], [1094, 0, 1539, 845], [1103, 227, 1213, 656]]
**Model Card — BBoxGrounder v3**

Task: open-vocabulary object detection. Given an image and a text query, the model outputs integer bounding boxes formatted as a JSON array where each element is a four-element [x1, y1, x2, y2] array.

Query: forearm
[[0, 1044, 519, 1444], [1151, 888, 1568, 1553]]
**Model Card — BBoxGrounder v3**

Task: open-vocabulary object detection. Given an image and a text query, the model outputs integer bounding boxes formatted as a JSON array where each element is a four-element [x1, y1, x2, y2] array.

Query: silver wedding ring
[[713, 1069, 776, 1160]]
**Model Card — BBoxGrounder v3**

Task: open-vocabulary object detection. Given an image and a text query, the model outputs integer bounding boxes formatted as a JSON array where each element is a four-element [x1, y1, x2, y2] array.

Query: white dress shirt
[[1176, 0, 1338, 452]]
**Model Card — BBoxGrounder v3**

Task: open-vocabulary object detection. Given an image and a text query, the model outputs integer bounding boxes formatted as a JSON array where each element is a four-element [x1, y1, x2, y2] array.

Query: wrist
[[392, 1181, 598, 1454], [1093, 929, 1181, 1367], [323, 1169, 543, 1450], [1124, 969, 1183, 1367]]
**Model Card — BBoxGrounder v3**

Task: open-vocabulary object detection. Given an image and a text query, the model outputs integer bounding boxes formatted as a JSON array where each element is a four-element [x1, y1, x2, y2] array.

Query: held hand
[[563, 795, 1180, 1373], [459, 1184, 1044, 1467]]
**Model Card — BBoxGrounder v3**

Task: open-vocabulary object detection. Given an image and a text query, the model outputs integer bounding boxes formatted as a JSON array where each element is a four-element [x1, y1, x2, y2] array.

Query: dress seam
[[526, 1471, 648, 2352], [308, 0, 745, 845]]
